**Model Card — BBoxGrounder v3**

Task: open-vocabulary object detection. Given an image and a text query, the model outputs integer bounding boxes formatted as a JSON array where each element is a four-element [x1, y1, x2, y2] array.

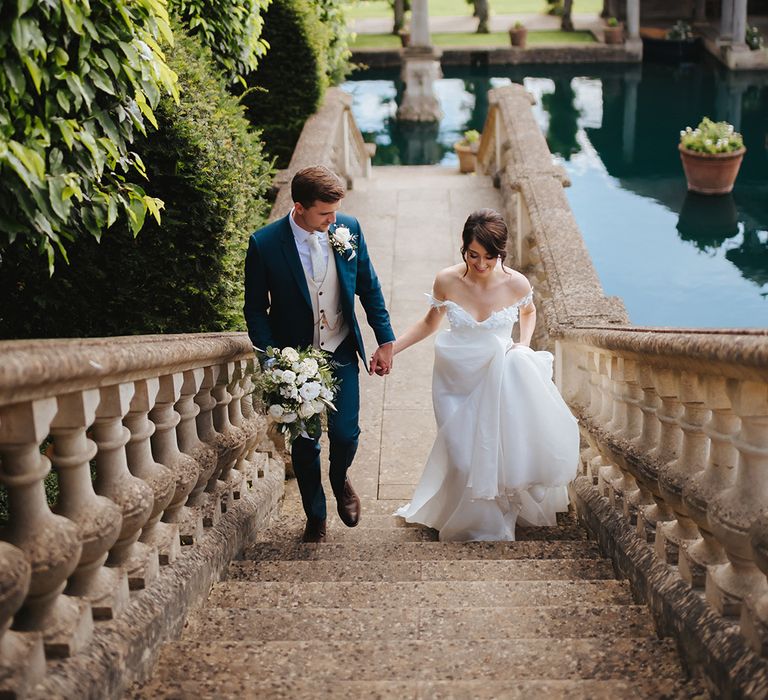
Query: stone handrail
[[479, 83, 768, 688], [269, 86, 373, 221], [0, 333, 283, 697]]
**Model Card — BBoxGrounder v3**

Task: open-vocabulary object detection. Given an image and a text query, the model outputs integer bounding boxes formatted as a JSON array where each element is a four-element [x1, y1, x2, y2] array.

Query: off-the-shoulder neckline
[[426, 291, 533, 324]]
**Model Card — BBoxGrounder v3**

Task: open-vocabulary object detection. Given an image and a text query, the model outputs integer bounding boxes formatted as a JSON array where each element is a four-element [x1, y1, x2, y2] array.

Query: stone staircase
[[132, 486, 706, 699]]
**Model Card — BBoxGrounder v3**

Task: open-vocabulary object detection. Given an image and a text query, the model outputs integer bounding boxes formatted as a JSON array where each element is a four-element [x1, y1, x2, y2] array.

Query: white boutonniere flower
[[330, 225, 357, 260]]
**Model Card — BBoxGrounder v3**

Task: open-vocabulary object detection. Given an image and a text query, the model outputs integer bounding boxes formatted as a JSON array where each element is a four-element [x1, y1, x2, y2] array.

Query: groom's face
[[293, 199, 341, 233]]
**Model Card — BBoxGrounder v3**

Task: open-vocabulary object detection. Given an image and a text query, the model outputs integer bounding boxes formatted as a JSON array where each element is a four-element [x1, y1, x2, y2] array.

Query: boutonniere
[[330, 225, 357, 260]]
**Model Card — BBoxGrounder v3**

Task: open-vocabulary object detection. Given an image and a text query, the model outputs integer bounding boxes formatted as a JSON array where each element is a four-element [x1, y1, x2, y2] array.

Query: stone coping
[[0, 332, 253, 407], [269, 87, 371, 222], [352, 43, 639, 69], [572, 475, 768, 698]]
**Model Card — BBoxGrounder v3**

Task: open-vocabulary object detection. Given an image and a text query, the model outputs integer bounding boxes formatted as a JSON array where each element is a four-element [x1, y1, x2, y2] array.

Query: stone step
[[245, 539, 602, 562], [134, 638, 689, 691], [182, 604, 656, 642], [132, 677, 701, 700], [206, 579, 633, 609], [227, 558, 616, 582], [320, 526, 438, 543]]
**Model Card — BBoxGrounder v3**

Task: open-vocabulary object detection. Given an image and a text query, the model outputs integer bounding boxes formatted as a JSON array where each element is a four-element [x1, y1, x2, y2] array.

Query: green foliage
[[0, 29, 273, 339], [169, 0, 271, 83], [239, 0, 329, 167], [666, 20, 692, 40], [315, 0, 354, 84], [0, 0, 179, 273], [680, 117, 744, 155], [746, 25, 764, 51]]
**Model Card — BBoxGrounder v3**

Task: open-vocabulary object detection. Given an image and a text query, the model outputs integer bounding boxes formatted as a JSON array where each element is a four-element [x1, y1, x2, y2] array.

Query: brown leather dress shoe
[[301, 517, 327, 543], [336, 478, 361, 527]]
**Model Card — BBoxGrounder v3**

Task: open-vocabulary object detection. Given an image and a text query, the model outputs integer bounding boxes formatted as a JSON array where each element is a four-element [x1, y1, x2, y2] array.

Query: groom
[[244, 165, 395, 543]]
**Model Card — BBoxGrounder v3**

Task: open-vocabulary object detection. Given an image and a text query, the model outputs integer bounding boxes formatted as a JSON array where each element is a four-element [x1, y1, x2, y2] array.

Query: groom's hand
[[369, 342, 394, 376]]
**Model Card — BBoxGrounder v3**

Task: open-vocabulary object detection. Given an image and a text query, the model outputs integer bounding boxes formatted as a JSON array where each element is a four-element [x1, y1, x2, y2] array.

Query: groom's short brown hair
[[291, 166, 346, 208]]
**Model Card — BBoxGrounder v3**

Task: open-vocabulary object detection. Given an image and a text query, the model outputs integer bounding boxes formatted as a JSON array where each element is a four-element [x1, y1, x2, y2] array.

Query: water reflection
[[342, 61, 768, 326]]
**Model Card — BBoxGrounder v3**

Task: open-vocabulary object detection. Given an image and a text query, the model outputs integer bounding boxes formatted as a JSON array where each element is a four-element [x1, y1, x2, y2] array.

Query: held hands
[[369, 342, 394, 376]]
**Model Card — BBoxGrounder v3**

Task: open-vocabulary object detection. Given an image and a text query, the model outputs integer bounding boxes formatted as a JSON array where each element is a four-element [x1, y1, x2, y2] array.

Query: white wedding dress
[[396, 292, 580, 542]]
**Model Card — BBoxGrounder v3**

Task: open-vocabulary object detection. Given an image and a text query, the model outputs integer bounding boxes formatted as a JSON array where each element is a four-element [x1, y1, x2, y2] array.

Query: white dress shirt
[[289, 208, 329, 279]]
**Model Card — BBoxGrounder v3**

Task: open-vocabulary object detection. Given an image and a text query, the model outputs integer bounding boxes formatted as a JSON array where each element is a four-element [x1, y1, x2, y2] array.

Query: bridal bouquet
[[257, 346, 337, 442]]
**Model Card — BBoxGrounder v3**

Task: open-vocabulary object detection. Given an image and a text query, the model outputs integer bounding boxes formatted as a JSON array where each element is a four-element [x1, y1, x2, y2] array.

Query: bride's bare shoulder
[[502, 267, 533, 297], [432, 265, 464, 298]]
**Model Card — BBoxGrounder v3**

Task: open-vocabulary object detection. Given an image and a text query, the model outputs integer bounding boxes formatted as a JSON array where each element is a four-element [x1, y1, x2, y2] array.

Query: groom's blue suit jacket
[[244, 213, 395, 363]]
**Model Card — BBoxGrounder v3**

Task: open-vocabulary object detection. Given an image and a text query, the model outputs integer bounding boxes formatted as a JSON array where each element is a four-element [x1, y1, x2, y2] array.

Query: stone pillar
[[720, 0, 735, 42], [230, 361, 258, 494], [0, 542, 45, 697], [743, 513, 768, 655], [0, 399, 92, 658], [151, 374, 199, 543], [196, 366, 227, 528], [93, 384, 157, 591], [707, 381, 768, 617], [176, 369, 213, 544], [125, 379, 178, 566], [732, 0, 747, 46], [396, 0, 442, 123], [624, 0, 642, 57], [680, 377, 738, 588], [656, 372, 709, 565], [51, 390, 128, 620]]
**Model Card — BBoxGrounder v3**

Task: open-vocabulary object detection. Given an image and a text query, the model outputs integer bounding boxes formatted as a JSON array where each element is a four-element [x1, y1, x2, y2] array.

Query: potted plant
[[746, 25, 764, 51], [508, 21, 527, 49], [454, 129, 481, 173], [678, 117, 746, 195], [603, 17, 623, 45]]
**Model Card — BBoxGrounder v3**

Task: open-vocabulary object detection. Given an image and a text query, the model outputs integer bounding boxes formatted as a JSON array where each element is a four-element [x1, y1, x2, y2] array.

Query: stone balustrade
[[479, 83, 768, 688], [0, 333, 280, 697]]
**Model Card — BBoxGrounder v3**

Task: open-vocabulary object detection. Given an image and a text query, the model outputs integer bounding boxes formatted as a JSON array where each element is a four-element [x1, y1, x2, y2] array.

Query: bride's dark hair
[[460, 209, 510, 276]]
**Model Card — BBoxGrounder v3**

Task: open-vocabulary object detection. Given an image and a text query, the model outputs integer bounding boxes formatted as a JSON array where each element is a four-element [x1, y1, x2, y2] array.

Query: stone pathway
[[132, 167, 705, 698]]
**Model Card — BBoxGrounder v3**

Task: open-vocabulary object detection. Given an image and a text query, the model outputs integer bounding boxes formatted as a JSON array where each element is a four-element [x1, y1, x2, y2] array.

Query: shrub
[[0, 29, 273, 339], [239, 0, 352, 167], [679, 117, 744, 155], [0, 0, 178, 272], [168, 0, 270, 83]]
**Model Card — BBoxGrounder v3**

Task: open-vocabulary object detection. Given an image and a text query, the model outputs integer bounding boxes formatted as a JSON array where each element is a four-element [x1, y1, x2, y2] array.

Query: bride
[[391, 209, 579, 542]]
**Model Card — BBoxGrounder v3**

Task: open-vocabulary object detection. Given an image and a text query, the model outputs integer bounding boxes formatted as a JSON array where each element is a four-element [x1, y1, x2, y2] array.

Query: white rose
[[282, 347, 300, 362], [298, 402, 316, 419], [311, 399, 324, 414], [296, 373, 308, 385], [299, 382, 321, 401], [270, 368, 283, 381], [268, 404, 285, 420], [303, 358, 319, 375], [320, 387, 333, 401], [334, 226, 352, 246], [281, 370, 296, 384], [282, 411, 297, 424]]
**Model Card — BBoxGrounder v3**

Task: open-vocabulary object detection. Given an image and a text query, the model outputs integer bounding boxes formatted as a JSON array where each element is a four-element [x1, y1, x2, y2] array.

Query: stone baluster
[[241, 364, 271, 482], [50, 390, 128, 620], [229, 361, 256, 495], [596, 354, 624, 498], [176, 369, 213, 544], [680, 376, 738, 588], [633, 364, 672, 543], [707, 380, 768, 617], [616, 359, 647, 525], [742, 512, 768, 656], [196, 365, 226, 527], [152, 374, 200, 538], [93, 384, 157, 590], [656, 372, 710, 565], [0, 399, 92, 658], [0, 541, 45, 697], [211, 362, 246, 510], [582, 351, 607, 484], [125, 379, 178, 566]]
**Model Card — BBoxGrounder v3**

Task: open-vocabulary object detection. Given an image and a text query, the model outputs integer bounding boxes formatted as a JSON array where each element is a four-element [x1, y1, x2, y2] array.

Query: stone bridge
[[1, 86, 767, 698]]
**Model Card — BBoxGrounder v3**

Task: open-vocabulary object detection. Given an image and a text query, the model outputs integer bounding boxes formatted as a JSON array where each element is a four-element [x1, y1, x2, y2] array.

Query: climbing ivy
[[168, 0, 271, 83], [0, 0, 179, 272]]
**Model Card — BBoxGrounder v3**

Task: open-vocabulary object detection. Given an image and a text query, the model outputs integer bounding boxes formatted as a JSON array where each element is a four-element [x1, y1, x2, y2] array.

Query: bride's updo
[[460, 209, 509, 270]]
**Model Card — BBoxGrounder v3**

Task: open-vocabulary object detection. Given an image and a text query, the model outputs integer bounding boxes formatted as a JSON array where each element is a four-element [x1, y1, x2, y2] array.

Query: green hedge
[[239, 0, 329, 168], [0, 29, 273, 339]]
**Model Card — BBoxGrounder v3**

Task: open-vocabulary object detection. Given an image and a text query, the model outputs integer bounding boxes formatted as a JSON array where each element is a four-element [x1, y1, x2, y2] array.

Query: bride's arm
[[517, 299, 536, 347], [393, 306, 445, 355]]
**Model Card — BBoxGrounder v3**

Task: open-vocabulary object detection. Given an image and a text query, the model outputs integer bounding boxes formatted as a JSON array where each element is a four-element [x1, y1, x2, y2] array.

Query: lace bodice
[[426, 291, 533, 331]]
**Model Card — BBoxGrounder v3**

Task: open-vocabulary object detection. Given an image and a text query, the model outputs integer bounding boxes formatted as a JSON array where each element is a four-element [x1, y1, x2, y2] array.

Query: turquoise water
[[342, 61, 768, 328]]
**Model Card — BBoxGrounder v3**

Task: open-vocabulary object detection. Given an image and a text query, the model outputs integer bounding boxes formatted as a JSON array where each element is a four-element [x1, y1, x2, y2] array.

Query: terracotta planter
[[454, 143, 477, 173], [678, 144, 746, 195], [508, 27, 528, 49], [603, 25, 624, 44]]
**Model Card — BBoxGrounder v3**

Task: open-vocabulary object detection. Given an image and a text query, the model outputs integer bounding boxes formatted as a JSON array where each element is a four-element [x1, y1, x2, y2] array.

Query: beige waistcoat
[[301, 249, 349, 352]]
